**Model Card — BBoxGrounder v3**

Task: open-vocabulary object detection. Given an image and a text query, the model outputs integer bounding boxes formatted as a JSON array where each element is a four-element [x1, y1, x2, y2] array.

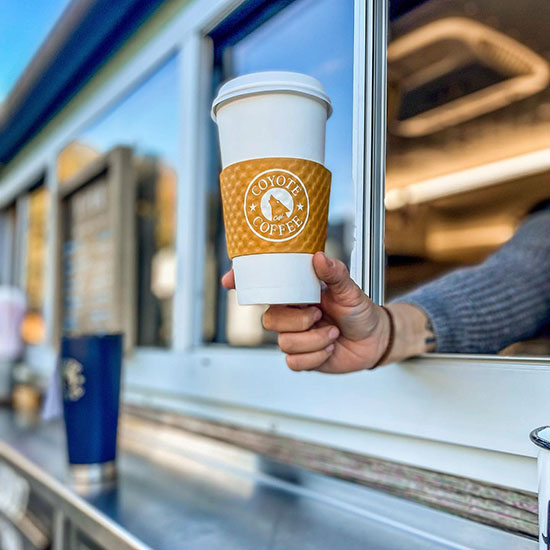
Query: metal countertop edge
[[121, 434, 475, 550], [0, 418, 538, 550], [0, 440, 152, 550]]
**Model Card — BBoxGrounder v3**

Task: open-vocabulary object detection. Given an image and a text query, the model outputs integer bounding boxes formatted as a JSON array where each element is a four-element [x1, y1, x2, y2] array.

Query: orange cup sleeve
[[219, 158, 331, 259]]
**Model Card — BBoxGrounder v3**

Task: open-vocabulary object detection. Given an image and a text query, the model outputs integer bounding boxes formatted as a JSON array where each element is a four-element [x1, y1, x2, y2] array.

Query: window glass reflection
[[57, 56, 179, 347], [22, 185, 49, 345], [205, 0, 354, 346], [386, 0, 550, 355], [0, 186, 49, 346]]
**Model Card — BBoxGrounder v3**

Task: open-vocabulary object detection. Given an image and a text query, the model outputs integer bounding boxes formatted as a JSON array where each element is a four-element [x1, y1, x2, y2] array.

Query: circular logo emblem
[[244, 169, 309, 242]]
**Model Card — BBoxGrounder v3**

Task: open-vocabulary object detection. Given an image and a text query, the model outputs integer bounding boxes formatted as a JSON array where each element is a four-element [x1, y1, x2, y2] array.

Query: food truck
[[0, 0, 548, 547]]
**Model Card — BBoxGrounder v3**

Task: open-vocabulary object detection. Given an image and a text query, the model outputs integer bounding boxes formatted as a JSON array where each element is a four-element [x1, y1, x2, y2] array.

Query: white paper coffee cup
[[212, 71, 332, 305], [530, 426, 550, 550]]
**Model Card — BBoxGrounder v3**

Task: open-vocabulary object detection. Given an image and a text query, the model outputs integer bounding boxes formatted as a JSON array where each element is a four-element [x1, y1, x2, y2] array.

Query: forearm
[[391, 210, 550, 354], [381, 303, 435, 364]]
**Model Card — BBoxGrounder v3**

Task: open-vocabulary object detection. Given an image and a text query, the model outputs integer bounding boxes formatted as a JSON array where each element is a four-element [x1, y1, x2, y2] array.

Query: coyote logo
[[269, 194, 291, 221], [244, 168, 309, 243]]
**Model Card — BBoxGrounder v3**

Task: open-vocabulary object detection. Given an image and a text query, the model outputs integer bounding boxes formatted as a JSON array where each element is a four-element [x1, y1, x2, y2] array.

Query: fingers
[[278, 325, 339, 354], [263, 305, 322, 333], [221, 269, 235, 289], [286, 345, 335, 371], [312, 252, 363, 305], [263, 306, 338, 371]]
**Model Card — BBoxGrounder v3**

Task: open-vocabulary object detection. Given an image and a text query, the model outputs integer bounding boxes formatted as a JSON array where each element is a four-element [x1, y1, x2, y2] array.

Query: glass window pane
[[386, 0, 550, 356], [62, 172, 118, 335], [205, 0, 354, 345], [22, 185, 49, 345], [25, 186, 49, 311], [57, 56, 179, 347]]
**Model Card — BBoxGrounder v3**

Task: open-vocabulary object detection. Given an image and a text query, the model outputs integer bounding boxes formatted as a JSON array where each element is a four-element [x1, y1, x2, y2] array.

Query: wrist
[[386, 302, 434, 362]]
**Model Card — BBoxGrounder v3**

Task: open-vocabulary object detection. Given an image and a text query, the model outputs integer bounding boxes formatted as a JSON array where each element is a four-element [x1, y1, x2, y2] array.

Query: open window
[[0, 177, 50, 348], [385, 0, 550, 357]]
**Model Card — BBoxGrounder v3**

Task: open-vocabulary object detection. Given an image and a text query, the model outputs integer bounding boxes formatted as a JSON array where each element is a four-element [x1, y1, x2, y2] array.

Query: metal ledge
[[0, 408, 536, 550]]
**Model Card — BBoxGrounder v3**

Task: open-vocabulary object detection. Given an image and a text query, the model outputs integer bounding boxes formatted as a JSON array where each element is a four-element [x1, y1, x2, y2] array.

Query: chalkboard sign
[[57, 147, 136, 349]]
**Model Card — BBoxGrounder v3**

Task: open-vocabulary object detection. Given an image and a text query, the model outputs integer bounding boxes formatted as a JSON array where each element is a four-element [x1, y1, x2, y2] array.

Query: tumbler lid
[[211, 71, 333, 121], [530, 426, 550, 450]]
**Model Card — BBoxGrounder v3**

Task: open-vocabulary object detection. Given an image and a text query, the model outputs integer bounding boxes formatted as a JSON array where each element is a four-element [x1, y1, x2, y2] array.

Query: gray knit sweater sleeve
[[397, 209, 550, 354]]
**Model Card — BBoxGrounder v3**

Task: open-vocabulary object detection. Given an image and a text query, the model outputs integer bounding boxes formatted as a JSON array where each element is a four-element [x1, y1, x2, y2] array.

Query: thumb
[[313, 252, 363, 304]]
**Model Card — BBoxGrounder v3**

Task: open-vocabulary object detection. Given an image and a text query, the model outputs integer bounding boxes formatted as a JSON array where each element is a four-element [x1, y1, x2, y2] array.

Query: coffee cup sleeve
[[219, 157, 331, 259]]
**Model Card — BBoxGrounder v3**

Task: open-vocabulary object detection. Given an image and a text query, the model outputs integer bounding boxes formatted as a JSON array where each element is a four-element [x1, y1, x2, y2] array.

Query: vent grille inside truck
[[388, 17, 550, 137]]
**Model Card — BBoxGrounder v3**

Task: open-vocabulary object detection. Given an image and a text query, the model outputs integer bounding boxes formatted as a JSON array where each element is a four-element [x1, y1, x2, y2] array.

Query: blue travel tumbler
[[60, 333, 122, 485]]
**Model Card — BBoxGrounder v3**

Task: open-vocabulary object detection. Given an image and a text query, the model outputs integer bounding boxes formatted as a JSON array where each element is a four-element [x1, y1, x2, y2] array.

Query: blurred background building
[[1, 0, 550, 388]]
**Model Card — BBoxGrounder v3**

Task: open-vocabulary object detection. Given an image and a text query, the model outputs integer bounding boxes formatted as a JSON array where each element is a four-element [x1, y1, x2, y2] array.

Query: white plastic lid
[[211, 71, 333, 121]]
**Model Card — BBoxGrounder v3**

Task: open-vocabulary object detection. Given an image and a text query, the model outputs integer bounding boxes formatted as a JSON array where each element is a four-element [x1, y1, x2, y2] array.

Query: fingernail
[[326, 344, 335, 353], [325, 254, 334, 268], [328, 327, 339, 340], [313, 309, 322, 322]]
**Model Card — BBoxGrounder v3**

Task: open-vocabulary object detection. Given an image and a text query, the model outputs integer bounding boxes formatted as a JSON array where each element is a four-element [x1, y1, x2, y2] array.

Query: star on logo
[[297, 203, 304, 211], [249, 203, 256, 212]]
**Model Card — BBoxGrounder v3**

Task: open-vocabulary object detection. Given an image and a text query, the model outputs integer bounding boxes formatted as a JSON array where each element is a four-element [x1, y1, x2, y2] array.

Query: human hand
[[221, 252, 391, 373]]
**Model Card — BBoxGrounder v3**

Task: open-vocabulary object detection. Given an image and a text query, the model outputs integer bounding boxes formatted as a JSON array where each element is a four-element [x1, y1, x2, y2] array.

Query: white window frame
[[0, 210, 14, 285], [0, 0, 546, 494]]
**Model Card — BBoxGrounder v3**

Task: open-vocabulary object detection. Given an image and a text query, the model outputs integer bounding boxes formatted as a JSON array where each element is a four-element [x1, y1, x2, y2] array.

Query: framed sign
[[57, 147, 136, 349]]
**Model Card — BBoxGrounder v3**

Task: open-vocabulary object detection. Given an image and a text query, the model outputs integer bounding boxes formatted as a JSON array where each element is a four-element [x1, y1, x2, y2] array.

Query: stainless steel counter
[[0, 408, 536, 550]]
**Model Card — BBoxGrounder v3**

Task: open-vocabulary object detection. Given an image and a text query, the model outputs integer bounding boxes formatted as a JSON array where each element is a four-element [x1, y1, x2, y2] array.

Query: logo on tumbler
[[62, 358, 86, 402], [244, 169, 309, 242]]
